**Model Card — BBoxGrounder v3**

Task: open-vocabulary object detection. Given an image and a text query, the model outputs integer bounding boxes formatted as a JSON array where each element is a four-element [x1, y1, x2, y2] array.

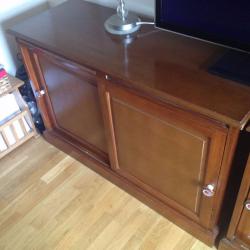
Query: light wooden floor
[[0, 137, 216, 250]]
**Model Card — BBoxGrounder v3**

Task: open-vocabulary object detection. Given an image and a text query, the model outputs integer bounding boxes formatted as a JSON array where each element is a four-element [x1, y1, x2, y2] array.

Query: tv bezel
[[155, 0, 250, 53]]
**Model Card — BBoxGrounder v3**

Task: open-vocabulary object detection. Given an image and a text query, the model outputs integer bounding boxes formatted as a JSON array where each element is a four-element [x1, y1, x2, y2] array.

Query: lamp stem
[[117, 0, 128, 21]]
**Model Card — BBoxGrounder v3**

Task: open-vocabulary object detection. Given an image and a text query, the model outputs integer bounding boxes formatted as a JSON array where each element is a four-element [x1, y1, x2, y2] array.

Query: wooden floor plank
[[0, 137, 215, 250]]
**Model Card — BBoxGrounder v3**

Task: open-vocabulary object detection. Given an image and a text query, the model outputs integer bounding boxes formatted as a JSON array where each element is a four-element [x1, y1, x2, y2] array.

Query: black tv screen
[[155, 0, 250, 52]]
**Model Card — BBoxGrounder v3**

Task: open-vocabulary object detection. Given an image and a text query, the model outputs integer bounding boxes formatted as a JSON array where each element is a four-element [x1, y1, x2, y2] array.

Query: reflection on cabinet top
[[9, 0, 250, 127]]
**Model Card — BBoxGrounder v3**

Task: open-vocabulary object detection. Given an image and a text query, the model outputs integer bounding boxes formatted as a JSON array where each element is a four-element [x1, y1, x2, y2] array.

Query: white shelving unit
[[0, 75, 37, 159]]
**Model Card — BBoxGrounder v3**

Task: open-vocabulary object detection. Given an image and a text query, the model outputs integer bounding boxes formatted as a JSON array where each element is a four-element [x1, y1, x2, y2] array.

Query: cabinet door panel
[[32, 49, 108, 161], [236, 202, 250, 246], [112, 98, 207, 214], [218, 151, 250, 250], [104, 83, 227, 228]]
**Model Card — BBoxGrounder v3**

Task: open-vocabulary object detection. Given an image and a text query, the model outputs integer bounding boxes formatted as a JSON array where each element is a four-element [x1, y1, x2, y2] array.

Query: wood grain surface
[[8, 0, 250, 127], [0, 137, 217, 250]]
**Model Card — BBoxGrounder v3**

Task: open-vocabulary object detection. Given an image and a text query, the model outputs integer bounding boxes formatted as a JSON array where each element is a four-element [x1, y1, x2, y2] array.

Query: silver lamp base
[[104, 13, 141, 35]]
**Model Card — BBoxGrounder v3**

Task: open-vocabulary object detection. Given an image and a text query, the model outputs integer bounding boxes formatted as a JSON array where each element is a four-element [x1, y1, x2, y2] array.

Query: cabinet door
[[103, 82, 227, 228], [218, 145, 250, 250], [30, 48, 108, 162], [233, 155, 250, 248], [236, 190, 250, 247]]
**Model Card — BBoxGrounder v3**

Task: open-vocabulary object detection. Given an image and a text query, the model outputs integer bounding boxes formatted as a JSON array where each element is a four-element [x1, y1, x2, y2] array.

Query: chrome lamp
[[104, 0, 141, 35]]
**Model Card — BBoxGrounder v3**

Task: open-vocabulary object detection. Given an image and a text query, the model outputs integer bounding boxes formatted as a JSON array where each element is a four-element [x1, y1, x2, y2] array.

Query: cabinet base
[[43, 130, 218, 247], [218, 238, 248, 250]]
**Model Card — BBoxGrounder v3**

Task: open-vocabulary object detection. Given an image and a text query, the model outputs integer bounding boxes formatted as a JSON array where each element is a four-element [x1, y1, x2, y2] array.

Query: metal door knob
[[202, 184, 215, 197], [245, 201, 250, 210], [105, 75, 111, 81], [35, 89, 46, 98]]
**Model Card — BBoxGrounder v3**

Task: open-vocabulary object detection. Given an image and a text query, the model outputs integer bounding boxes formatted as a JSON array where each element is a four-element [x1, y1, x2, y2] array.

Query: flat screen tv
[[155, 0, 250, 53], [155, 0, 250, 86]]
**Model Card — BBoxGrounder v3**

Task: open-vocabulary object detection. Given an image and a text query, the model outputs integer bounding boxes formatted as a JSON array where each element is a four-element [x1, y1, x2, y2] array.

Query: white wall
[[86, 0, 154, 17], [1, 0, 154, 75], [47, 0, 66, 7], [0, 0, 49, 75], [48, 0, 154, 17]]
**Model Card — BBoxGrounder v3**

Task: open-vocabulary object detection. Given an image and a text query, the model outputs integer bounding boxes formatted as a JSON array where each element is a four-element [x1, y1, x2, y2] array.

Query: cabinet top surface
[[9, 0, 250, 127]]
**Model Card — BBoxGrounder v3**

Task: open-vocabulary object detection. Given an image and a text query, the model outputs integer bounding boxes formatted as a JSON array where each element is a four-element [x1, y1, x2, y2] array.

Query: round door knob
[[105, 75, 111, 81], [202, 184, 215, 197], [245, 201, 250, 210], [35, 89, 46, 98]]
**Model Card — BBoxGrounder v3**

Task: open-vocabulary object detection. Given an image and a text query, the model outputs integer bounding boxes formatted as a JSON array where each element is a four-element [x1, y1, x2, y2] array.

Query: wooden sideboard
[[9, 0, 250, 247]]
